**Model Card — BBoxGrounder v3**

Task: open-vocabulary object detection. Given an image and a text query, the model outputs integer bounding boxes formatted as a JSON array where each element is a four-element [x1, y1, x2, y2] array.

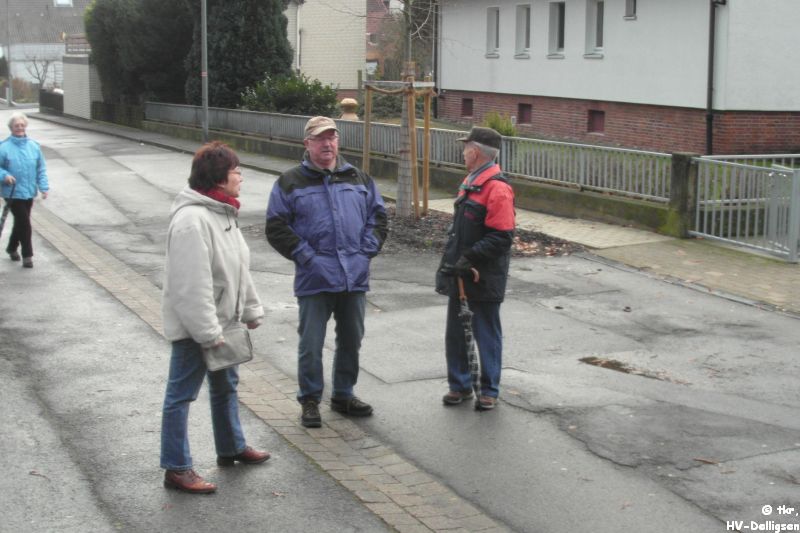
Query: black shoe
[[8, 251, 20, 261], [22, 257, 32, 268], [330, 396, 373, 417], [301, 399, 322, 428]]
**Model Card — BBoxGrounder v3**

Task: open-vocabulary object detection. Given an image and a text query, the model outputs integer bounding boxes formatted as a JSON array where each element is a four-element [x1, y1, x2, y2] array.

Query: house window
[[518, 103, 532, 124], [588, 110, 605, 133], [54, 0, 73, 5], [461, 98, 474, 117], [366, 61, 378, 77], [515, 5, 531, 58], [585, 0, 604, 56], [548, 2, 566, 57], [486, 7, 500, 57], [625, 0, 637, 19], [595, 2, 604, 48], [367, 33, 378, 45]]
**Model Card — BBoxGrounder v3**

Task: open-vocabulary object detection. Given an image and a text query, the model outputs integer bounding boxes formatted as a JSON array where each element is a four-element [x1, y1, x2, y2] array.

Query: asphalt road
[[2, 110, 799, 532]]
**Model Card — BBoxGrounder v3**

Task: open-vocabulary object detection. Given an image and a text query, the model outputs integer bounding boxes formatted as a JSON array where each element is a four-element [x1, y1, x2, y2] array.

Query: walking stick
[[0, 182, 16, 238]]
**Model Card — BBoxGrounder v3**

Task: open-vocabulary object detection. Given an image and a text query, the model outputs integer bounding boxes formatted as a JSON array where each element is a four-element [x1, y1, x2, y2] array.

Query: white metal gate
[[692, 158, 800, 262]]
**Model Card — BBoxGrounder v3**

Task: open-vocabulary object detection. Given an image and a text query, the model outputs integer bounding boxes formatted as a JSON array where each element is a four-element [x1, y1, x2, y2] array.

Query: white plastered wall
[[292, 0, 366, 91], [439, 0, 800, 111]]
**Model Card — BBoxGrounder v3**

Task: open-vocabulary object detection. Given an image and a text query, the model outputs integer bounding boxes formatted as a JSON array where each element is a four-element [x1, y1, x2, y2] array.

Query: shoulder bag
[[202, 323, 253, 372]]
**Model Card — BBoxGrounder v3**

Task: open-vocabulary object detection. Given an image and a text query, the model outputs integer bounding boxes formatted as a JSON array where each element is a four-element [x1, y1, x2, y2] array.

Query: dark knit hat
[[457, 127, 502, 150]]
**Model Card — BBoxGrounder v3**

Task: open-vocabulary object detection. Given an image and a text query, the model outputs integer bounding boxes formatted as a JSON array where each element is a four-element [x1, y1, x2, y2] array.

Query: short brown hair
[[188, 141, 239, 191]]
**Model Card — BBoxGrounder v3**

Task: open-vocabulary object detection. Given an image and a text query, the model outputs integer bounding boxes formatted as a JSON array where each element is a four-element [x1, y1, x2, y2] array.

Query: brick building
[[436, 0, 800, 154]]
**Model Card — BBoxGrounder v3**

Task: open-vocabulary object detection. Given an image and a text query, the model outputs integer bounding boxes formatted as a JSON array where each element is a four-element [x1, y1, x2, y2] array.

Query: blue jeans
[[445, 297, 503, 398], [160, 339, 246, 471], [296, 291, 365, 403]]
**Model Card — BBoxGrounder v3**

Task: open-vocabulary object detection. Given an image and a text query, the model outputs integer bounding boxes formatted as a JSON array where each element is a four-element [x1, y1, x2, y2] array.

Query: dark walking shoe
[[163, 469, 217, 494], [330, 396, 373, 417], [22, 257, 33, 268], [442, 390, 474, 406], [301, 399, 322, 428], [475, 395, 497, 411], [217, 446, 271, 466], [8, 251, 20, 261]]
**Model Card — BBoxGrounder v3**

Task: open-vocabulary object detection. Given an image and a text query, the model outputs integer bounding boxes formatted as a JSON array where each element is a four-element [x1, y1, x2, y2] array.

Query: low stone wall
[[92, 102, 143, 129]]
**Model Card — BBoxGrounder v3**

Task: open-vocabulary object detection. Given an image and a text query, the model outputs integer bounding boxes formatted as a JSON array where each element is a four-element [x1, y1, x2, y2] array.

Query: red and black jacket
[[437, 163, 515, 302]]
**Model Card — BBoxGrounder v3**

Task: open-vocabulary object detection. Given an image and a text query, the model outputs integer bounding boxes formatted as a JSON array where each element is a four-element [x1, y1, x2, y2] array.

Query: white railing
[[503, 138, 670, 201], [702, 154, 800, 169], [145, 102, 671, 202], [692, 158, 800, 262]]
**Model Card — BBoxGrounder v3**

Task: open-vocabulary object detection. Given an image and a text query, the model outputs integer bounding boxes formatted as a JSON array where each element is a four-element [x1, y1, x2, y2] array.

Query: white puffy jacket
[[162, 186, 263, 346]]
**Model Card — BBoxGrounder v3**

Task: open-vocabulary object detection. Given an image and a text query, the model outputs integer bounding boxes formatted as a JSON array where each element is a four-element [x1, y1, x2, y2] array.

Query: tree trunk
[[396, 89, 413, 218]]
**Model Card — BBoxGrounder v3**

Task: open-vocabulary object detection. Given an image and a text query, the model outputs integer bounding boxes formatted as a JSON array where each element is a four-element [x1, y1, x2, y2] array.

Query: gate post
[[788, 168, 800, 262], [666, 153, 699, 238]]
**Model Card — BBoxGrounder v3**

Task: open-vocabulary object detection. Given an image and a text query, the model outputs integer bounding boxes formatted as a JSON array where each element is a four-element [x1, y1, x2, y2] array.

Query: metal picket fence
[[692, 157, 800, 262], [145, 102, 671, 202]]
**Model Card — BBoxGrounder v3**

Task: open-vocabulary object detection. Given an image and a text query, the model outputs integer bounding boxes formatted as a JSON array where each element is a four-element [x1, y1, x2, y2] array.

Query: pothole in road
[[579, 356, 690, 385]]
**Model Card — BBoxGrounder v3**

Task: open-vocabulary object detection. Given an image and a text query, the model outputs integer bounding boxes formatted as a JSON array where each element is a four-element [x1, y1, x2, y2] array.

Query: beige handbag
[[202, 323, 253, 371]]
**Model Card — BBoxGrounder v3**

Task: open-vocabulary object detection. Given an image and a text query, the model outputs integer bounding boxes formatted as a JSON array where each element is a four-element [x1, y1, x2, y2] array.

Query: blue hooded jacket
[[0, 135, 49, 199], [266, 154, 388, 297]]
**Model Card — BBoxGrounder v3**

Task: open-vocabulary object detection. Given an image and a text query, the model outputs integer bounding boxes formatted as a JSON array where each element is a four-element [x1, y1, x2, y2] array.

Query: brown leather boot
[[217, 446, 271, 466], [163, 469, 217, 494]]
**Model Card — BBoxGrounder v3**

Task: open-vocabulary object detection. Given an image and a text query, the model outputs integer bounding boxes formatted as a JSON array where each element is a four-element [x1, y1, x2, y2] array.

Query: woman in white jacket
[[160, 141, 268, 494]]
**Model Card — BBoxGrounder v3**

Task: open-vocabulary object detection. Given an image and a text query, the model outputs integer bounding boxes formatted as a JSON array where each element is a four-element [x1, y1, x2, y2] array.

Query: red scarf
[[197, 187, 240, 210]]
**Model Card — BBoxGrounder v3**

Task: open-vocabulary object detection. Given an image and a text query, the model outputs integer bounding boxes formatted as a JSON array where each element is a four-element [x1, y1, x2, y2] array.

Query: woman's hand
[[3, 175, 15, 185], [210, 335, 225, 348], [40, 191, 48, 200]]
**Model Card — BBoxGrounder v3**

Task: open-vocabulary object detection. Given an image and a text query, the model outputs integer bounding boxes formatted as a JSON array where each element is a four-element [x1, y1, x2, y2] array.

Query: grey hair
[[8, 112, 28, 130], [471, 141, 499, 161]]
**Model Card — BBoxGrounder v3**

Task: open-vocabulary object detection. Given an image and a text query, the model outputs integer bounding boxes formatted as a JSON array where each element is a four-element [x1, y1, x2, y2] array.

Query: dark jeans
[[6, 198, 33, 258], [296, 291, 365, 403]]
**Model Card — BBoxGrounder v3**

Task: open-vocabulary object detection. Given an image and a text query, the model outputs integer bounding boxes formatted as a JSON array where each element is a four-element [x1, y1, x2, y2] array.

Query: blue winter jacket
[[266, 154, 388, 297], [0, 135, 49, 199]]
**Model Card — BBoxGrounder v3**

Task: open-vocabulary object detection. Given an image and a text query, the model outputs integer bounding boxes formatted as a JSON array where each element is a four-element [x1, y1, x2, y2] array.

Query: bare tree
[[24, 55, 53, 88]]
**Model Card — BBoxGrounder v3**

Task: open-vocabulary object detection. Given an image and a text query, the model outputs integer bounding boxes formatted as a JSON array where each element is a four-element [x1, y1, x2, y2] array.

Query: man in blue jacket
[[266, 116, 388, 428]]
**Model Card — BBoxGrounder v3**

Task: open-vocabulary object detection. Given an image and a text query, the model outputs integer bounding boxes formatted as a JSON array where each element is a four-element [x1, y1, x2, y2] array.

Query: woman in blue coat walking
[[0, 112, 49, 268]]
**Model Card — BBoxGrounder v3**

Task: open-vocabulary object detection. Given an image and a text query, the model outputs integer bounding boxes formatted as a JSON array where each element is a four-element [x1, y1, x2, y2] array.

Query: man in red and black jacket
[[436, 127, 515, 411]]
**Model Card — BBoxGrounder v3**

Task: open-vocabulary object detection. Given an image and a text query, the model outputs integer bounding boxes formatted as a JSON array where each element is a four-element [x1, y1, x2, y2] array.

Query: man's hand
[[453, 256, 472, 275], [3, 175, 16, 185], [441, 256, 480, 283]]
